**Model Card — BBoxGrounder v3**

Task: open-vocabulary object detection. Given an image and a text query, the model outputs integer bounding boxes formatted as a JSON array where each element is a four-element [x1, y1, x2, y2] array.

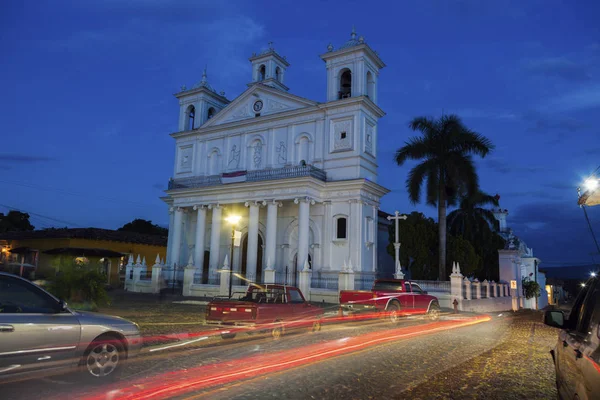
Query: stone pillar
[[219, 255, 231, 297], [263, 267, 276, 284], [295, 197, 313, 272], [322, 201, 332, 269], [505, 284, 509, 297], [151, 254, 162, 294], [264, 200, 281, 274], [209, 204, 222, 280], [490, 281, 497, 297], [298, 266, 312, 301], [473, 279, 481, 299], [170, 207, 184, 267], [482, 280, 490, 298], [464, 277, 472, 300], [193, 205, 207, 279], [124, 254, 134, 291], [245, 201, 261, 282], [132, 255, 143, 292], [338, 270, 355, 292], [450, 262, 464, 310]]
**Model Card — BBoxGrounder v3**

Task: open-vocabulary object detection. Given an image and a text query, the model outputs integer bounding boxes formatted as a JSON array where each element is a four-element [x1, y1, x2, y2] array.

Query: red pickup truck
[[205, 284, 324, 339], [339, 279, 441, 322]]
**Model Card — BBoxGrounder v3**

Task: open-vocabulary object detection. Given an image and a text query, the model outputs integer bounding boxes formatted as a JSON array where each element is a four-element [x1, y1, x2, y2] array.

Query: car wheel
[[428, 304, 441, 321], [82, 335, 125, 381], [221, 333, 237, 339], [387, 303, 400, 323]]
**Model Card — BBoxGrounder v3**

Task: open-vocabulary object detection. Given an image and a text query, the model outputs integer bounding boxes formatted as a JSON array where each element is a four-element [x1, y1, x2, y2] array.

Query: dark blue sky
[[1, 0, 599, 266]]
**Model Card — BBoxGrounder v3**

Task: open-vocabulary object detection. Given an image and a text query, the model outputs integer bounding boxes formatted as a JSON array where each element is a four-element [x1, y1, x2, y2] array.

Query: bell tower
[[248, 42, 290, 91], [320, 27, 385, 104]]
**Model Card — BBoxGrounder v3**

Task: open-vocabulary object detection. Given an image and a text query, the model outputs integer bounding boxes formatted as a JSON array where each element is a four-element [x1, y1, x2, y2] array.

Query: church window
[[275, 66, 282, 82], [366, 71, 375, 99], [340, 131, 347, 139], [339, 69, 352, 99], [207, 107, 216, 120], [186, 105, 195, 130], [336, 217, 348, 240], [259, 65, 266, 81]]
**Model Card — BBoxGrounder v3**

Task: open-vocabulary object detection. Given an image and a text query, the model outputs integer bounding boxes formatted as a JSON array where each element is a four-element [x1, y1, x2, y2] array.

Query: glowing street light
[[591, 272, 597, 278], [226, 215, 241, 298], [581, 283, 586, 288]]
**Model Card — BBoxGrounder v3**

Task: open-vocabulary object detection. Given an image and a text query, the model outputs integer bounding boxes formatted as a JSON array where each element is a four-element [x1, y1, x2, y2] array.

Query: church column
[[264, 200, 281, 270], [170, 207, 184, 267], [245, 201, 261, 282], [322, 201, 332, 269], [209, 204, 222, 279], [193, 205, 207, 276], [295, 197, 314, 271]]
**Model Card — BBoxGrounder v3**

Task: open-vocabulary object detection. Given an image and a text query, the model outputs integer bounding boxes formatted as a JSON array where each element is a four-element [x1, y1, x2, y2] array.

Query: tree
[[446, 235, 481, 278], [0, 211, 35, 233], [387, 212, 438, 280], [394, 115, 494, 280], [118, 219, 168, 236], [447, 191, 505, 281]]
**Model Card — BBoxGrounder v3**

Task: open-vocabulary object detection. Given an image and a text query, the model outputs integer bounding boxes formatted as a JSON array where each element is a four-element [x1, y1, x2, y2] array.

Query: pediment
[[201, 84, 318, 128]]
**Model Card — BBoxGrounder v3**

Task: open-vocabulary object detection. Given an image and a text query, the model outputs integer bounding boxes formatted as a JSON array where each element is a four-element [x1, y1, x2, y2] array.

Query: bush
[[47, 262, 110, 309], [522, 277, 541, 299]]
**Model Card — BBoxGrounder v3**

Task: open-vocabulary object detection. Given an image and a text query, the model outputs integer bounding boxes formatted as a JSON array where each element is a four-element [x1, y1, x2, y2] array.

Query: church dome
[[191, 67, 217, 93], [338, 26, 365, 50]]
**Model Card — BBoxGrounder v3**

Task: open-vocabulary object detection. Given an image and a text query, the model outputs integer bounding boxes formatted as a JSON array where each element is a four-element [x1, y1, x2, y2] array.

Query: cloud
[[481, 157, 545, 175], [508, 201, 600, 263], [0, 154, 55, 163], [454, 108, 517, 120], [542, 182, 578, 191], [540, 84, 600, 113], [523, 57, 591, 82], [502, 190, 563, 200]]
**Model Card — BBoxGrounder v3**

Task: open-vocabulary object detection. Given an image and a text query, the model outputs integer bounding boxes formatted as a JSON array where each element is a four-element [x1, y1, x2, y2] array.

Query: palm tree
[[394, 115, 494, 280], [447, 191, 500, 239]]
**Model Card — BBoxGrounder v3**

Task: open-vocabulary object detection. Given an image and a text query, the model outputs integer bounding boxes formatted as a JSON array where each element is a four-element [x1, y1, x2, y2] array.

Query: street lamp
[[225, 215, 241, 299]]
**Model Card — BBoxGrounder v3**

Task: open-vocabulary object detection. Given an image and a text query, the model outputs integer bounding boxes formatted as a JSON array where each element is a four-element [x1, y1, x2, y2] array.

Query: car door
[[410, 283, 429, 312], [557, 278, 598, 399], [288, 288, 312, 321], [579, 282, 600, 399], [0, 275, 81, 377], [401, 282, 414, 310]]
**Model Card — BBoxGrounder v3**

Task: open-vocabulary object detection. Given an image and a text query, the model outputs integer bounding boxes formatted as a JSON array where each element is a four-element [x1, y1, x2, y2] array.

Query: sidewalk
[[402, 310, 558, 399]]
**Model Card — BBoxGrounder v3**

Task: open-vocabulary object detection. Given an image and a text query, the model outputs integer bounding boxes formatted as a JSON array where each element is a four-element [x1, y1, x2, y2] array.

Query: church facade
[[162, 30, 391, 287]]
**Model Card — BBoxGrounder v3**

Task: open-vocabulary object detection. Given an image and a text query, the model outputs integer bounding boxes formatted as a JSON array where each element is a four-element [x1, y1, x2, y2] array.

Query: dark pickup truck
[[339, 279, 441, 322], [205, 284, 324, 339]]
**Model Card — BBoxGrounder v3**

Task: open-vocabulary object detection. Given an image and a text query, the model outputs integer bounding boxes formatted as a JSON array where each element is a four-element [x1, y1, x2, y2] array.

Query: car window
[[411, 283, 423, 294], [404, 283, 411, 292], [576, 280, 599, 336], [373, 282, 402, 291], [565, 280, 592, 330], [0, 276, 58, 314], [288, 289, 304, 304]]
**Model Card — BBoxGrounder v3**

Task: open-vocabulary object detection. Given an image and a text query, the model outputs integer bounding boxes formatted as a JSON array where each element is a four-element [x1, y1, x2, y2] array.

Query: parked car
[[543, 274, 600, 400], [339, 279, 441, 322], [0, 272, 142, 383], [205, 284, 324, 339]]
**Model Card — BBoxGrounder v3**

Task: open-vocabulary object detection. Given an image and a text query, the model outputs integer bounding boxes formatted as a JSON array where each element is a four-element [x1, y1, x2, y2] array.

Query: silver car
[[0, 272, 142, 383]]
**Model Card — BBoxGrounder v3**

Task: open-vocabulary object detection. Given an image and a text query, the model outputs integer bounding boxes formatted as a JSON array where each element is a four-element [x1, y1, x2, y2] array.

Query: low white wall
[[187, 284, 248, 298], [133, 281, 154, 293], [309, 289, 339, 304], [430, 292, 453, 309], [460, 297, 513, 313]]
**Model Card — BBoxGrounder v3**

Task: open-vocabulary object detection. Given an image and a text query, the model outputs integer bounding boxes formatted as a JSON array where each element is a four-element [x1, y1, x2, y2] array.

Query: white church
[[161, 29, 394, 295]]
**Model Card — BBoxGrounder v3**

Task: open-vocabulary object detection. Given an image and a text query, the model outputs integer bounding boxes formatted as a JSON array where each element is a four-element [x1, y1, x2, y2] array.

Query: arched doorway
[[292, 253, 312, 287], [202, 250, 210, 284], [241, 234, 263, 283]]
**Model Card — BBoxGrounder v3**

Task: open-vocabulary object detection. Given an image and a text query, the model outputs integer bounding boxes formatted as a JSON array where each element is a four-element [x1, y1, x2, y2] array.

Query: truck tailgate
[[339, 290, 375, 305], [206, 301, 256, 323]]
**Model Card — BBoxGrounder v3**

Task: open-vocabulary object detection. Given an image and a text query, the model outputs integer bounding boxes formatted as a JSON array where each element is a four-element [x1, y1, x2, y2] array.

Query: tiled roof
[[0, 228, 167, 246]]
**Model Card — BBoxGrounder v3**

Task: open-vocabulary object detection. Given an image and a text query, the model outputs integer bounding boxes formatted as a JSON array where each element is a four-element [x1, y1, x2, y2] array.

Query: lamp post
[[225, 215, 241, 299]]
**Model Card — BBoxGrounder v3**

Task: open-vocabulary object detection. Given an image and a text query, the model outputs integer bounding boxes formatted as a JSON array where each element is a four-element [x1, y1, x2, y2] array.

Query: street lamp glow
[[591, 272, 597, 277], [225, 215, 241, 225], [584, 178, 599, 192], [581, 283, 586, 287]]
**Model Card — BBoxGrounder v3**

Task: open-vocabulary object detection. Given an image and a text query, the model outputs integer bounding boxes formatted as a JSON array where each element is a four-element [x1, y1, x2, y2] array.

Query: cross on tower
[[268, 41, 274, 50], [387, 211, 408, 279]]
